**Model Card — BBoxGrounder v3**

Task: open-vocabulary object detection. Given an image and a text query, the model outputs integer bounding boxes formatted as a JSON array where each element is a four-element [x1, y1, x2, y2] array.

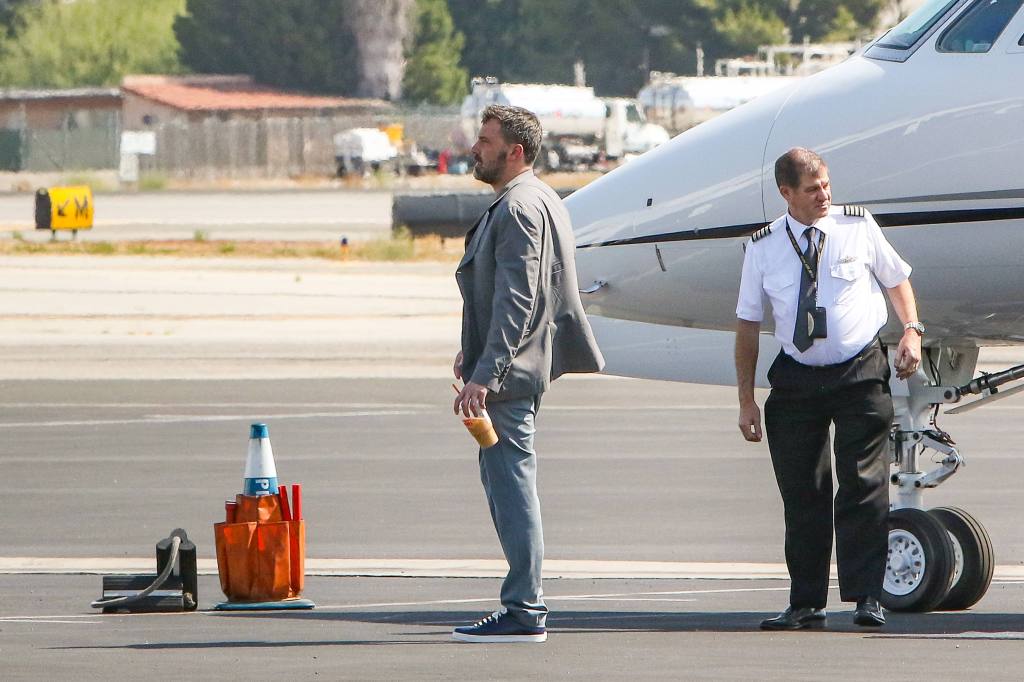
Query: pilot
[[734, 147, 923, 630]]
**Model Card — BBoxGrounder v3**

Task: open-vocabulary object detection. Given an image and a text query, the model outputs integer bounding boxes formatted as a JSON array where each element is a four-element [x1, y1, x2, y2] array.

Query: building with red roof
[[121, 74, 391, 128]]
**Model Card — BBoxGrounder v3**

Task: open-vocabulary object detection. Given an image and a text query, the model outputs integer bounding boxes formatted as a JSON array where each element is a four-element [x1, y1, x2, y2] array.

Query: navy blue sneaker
[[452, 608, 547, 643]]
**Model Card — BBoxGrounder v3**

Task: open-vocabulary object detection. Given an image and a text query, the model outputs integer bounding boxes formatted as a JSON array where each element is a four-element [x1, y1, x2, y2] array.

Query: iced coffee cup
[[463, 410, 499, 448]]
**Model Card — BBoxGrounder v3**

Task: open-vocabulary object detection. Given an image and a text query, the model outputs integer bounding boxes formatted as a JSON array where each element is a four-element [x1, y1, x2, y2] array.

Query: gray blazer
[[456, 170, 605, 401]]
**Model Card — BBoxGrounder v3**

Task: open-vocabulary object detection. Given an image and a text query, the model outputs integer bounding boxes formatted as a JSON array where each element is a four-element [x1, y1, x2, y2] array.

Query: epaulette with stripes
[[750, 225, 772, 242], [843, 204, 866, 217]]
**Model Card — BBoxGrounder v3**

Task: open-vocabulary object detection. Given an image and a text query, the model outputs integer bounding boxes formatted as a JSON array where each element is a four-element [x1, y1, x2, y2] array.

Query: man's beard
[[473, 151, 507, 184]]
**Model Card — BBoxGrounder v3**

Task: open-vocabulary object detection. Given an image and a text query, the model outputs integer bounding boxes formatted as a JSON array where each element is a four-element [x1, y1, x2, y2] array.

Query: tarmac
[[0, 190, 394, 242], [3, 255, 1024, 680]]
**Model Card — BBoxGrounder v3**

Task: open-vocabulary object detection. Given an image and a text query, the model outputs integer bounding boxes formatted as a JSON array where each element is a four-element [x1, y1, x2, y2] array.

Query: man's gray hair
[[481, 105, 543, 165], [775, 148, 827, 188]]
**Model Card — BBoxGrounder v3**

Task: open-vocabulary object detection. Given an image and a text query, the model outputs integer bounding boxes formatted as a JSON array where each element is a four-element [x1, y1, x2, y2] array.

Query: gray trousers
[[478, 393, 547, 628]]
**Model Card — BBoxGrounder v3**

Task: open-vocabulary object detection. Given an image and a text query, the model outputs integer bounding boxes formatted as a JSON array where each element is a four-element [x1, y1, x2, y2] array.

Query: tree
[[824, 5, 862, 41], [448, 0, 528, 84], [0, 0, 31, 38], [402, 0, 468, 105], [714, 2, 789, 57], [452, 0, 716, 96], [175, 0, 358, 95], [0, 0, 186, 87], [343, 0, 415, 100], [781, 0, 888, 42]]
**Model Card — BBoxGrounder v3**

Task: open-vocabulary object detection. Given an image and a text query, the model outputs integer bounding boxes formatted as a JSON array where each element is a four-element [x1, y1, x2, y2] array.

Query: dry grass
[[0, 233, 463, 262]]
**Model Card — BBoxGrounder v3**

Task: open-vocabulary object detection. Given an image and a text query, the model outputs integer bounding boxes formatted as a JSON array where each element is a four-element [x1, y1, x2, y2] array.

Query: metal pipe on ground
[[392, 189, 574, 238]]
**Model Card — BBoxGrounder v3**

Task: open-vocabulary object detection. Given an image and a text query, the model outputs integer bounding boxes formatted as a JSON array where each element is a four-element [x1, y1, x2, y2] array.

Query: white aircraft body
[[567, 0, 1024, 613]]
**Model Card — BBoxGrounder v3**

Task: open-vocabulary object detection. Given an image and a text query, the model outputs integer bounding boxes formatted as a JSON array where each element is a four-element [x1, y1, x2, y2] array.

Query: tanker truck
[[458, 77, 669, 171]]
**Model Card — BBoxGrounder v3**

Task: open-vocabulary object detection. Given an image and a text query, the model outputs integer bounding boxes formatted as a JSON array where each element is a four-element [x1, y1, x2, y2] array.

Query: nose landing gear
[[879, 349, 1015, 612]]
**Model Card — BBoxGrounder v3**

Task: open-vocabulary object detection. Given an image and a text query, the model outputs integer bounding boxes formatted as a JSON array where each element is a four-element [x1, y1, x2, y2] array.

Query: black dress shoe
[[854, 597, 885, 626], [759, 606, 827, 631]]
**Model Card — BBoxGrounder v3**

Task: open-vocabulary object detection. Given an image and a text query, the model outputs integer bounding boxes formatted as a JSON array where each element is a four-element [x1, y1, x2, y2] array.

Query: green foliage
[[823, 5, 862, 42], [447, 0, 527, 85], [780, 0, 887, 42], [0, 0, 186, 87], [175, 0, 359, 94], [452, 0, 716, 96], [450, 0, 889, 94], [402, 0, 467, 104], [715, 2, 788, 56], [0, 0, 31, 37], [84, 241, 116, 255]]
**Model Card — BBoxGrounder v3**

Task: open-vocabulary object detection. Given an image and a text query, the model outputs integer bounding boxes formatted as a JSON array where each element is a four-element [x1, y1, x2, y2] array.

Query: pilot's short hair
[[481, 105, 542, 166], [775, 148, 827, 188]]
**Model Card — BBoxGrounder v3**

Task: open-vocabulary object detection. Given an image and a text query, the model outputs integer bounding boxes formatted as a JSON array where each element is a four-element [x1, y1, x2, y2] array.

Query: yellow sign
[[37, 185, 94, 231]]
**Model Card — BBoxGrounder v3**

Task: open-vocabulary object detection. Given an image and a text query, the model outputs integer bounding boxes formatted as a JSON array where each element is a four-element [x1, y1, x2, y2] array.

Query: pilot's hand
[[893, 331, 922, 380], [454, 351, 464, 381], [455, 381, 488, 418], [738, 401, 763, 442]]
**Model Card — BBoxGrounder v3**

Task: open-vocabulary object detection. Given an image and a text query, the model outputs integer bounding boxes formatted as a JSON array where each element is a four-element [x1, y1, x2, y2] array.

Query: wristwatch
[[904, 321, 925, 336]]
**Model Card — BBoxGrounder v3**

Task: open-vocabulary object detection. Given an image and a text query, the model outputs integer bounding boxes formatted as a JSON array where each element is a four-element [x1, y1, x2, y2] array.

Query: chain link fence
[[143, 106, 460, 178], [0, 111, 121, 172], [0, 105, 460, 177]]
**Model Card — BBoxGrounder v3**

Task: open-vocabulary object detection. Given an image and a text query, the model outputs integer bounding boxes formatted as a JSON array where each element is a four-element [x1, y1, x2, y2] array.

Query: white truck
[[638, 72, 800, 135], [459, 78, 669, 171], [333, 128, 399, 177]]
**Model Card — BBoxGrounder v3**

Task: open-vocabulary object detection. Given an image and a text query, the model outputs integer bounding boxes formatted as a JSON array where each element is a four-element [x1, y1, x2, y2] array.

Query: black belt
[[782, 337, 883, 372]]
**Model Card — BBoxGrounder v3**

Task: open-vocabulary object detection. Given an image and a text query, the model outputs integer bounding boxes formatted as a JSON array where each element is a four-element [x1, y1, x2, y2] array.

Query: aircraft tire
[[881, 508, 955, 612], [930, 506, 994, 611]]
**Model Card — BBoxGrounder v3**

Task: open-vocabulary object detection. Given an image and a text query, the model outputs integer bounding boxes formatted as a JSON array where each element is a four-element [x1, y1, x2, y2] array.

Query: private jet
[[567, 0, 1024, 612]]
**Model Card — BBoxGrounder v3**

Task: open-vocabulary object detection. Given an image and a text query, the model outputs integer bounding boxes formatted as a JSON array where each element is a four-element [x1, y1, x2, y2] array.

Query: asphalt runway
[[6, 575, 1024, 680], [0, 190, 394, 242], [3, 255, 1024, 678], [3, 376, 1024, 680]]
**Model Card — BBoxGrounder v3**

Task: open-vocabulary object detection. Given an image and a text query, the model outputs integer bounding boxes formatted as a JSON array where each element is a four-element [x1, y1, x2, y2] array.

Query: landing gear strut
[[880, 347, 1015, 612]]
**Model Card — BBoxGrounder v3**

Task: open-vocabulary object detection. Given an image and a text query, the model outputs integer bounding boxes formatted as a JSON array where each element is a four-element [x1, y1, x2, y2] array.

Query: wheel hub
[[886, 529, 926, 596]]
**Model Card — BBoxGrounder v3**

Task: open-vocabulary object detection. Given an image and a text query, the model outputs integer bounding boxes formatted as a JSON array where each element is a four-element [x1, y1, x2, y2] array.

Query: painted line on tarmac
[[0, 402, 432, 409], [878, 631, 1024, 640], [221, 587, 795, 613], [5, 557, 1024, 582], [0, 410, 415, 429], [0, 618, 103, 625], [0, 402, 731, 412], [0, 587, 789, 625]]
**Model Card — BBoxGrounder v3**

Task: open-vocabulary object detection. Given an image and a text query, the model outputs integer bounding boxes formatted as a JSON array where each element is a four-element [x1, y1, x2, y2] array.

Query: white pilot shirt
[[736, 206, 912, 366]]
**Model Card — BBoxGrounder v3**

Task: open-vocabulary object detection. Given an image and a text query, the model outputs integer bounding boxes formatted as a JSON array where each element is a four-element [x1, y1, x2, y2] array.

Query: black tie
[[792, 227, 819, 352]]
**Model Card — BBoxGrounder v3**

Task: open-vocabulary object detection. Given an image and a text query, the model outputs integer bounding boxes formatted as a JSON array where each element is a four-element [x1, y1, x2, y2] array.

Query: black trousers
[[764, 340, 893, 608]]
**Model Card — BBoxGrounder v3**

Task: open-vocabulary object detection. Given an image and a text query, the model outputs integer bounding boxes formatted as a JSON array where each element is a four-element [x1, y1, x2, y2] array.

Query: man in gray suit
[[451, 105, 604, 643]]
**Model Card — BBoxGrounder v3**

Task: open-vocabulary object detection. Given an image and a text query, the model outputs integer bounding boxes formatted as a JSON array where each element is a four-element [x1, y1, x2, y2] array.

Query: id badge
[[808, 306, 828, 339]]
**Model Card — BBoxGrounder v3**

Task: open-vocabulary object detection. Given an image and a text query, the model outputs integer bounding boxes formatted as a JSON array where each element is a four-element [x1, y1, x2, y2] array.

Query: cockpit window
[[876, 0, 962, 49], [937, 0, 1024, 52]]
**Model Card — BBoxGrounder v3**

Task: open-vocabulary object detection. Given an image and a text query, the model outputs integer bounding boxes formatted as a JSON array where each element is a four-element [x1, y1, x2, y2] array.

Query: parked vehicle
[[333, 128, 398, 177], [459, 77, 670, 171]]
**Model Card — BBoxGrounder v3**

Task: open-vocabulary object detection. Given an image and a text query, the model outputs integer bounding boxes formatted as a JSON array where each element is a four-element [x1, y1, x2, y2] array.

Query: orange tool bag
[[214, 492, 305, 602]]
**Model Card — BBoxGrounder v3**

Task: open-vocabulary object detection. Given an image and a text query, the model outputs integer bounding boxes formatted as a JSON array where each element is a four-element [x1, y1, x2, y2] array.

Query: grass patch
[[60, 173, 113, 192], [0, 235, 462, 261], [84, 241, 116, 255], [138, 172, 169, 191]]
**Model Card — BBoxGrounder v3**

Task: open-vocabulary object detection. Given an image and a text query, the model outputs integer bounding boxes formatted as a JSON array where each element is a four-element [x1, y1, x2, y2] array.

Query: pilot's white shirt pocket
[[830, 259, 866, 305], [763, 271, 797, 294]]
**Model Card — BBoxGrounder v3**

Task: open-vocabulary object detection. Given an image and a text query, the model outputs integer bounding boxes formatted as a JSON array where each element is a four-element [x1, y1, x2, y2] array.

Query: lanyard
[[784, 219, 826, 283]]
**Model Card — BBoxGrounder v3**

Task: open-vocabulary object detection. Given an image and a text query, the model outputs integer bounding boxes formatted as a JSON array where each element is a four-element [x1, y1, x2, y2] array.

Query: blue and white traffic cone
[[243, 423, 278, 496]]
